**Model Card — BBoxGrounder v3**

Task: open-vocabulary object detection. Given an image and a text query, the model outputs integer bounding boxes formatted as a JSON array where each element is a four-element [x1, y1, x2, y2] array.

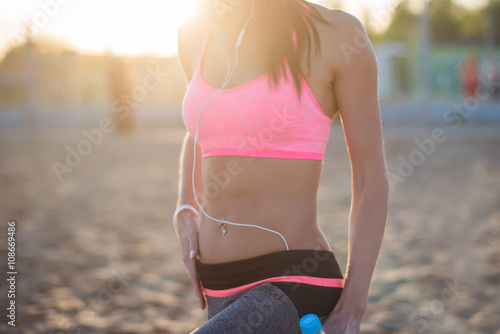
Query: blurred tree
[[376, 0, 417, 43], [459, 8, 485, 44], [108, 57, 134, 134], [372, 0, 499, 46], [429, 0, 466, 44], [484, 0, 500, 45]]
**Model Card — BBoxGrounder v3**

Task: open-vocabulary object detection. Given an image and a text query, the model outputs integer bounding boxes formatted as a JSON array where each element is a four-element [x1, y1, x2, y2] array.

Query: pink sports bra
[[182, 25, 333, 160]]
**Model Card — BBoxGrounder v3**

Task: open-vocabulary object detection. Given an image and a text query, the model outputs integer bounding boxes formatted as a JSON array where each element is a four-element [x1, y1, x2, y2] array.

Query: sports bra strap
[[195, 24, 212, 72]]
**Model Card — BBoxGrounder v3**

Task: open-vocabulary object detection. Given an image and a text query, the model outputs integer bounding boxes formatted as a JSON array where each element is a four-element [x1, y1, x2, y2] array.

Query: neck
[[211, 10, 260, 50], [212, 18, 256, 39], [210, 0, 256, 36]]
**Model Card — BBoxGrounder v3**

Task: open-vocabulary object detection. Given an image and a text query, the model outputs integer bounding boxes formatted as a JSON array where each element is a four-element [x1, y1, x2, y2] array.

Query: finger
[[182, 229, 205, 310], [188, 234, 205, 309], [188, 229, 199, 259], [355, 321, 361, 334], [185, 258, 206, 309]]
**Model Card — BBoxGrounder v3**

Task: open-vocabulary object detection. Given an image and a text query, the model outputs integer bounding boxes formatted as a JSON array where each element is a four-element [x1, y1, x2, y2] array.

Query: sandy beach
[[0, 121, 499, 334]]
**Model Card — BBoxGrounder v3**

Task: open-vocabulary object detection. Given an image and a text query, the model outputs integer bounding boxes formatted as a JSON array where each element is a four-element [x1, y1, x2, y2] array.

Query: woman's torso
[[183, 5, 340, 264]]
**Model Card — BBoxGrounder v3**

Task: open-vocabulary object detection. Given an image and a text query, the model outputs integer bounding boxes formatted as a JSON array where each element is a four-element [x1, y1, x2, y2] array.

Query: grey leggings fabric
[[190, 283, 303, 334]]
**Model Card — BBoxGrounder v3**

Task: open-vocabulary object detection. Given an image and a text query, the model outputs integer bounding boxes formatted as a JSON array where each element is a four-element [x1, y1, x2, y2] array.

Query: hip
[[196, 249, 344, 319]]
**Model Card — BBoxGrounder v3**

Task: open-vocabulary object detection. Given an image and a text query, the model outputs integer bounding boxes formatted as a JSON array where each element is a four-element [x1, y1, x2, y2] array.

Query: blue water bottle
[[300, 314, 326, 334]]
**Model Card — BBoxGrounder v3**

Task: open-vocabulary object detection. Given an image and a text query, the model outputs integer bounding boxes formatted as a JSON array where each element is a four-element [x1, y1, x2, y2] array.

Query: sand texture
[[0, 123, 499, 334]]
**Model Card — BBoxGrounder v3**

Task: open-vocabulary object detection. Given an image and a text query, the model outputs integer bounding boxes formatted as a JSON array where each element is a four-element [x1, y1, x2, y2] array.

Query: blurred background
[[0, 0, 499, 333]]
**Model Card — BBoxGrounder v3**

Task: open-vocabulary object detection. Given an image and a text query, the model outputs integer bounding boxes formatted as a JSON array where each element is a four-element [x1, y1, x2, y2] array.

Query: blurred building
[[0, 36, 498, 127], [375, 42, 500, 124], [375, 42, 410, 100], [0, 39, 186, 126]]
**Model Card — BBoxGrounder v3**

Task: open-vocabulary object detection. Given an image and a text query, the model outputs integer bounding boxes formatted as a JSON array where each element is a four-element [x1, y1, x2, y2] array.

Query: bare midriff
[[198, 155, 331, 264]]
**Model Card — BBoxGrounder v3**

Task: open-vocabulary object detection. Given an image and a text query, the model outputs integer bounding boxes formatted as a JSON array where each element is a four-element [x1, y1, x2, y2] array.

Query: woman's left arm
[[322, 12, 389, 334]]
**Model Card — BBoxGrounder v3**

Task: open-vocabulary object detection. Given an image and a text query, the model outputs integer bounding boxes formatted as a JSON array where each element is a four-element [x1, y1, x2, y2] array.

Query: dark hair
[[256, 0, 331, 97]]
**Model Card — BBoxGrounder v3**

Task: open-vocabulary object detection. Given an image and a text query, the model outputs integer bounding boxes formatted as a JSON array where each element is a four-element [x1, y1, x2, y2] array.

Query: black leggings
[[192, 250, 344, 333]]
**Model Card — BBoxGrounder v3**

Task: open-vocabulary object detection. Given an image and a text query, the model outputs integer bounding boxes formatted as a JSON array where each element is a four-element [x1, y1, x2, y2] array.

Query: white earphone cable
[[190, 0, 289, 250]]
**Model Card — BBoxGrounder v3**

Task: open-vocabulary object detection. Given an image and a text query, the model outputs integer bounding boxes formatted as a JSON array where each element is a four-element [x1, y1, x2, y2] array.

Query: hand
[[176, 210, 206, 310], [321, 307, 363, 334]]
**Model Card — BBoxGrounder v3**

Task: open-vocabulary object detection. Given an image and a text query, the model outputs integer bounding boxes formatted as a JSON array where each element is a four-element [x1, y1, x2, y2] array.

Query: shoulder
[[309, 3, 365, 34], [310, 4, 376, 72], [177, 17, 209, 81]]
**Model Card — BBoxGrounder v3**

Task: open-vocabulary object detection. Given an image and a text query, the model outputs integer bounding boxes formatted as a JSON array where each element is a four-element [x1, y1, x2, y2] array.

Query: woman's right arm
[[175, 19, 206, 310], [177, 132, 204, 210], [175, 132, 205, 310]]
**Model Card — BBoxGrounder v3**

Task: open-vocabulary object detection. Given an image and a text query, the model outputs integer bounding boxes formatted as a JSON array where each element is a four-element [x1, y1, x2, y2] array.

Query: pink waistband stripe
[[202, 276, 344, 298]]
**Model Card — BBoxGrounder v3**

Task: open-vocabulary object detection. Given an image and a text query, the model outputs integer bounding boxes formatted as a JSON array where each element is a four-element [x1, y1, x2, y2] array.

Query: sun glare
[[68, 0, 196, 56], [1, 0, 196, 57]]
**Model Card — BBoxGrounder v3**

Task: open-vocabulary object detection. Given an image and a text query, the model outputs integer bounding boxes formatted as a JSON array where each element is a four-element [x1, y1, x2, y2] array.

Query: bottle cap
[[300, 314, 322, 334]]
